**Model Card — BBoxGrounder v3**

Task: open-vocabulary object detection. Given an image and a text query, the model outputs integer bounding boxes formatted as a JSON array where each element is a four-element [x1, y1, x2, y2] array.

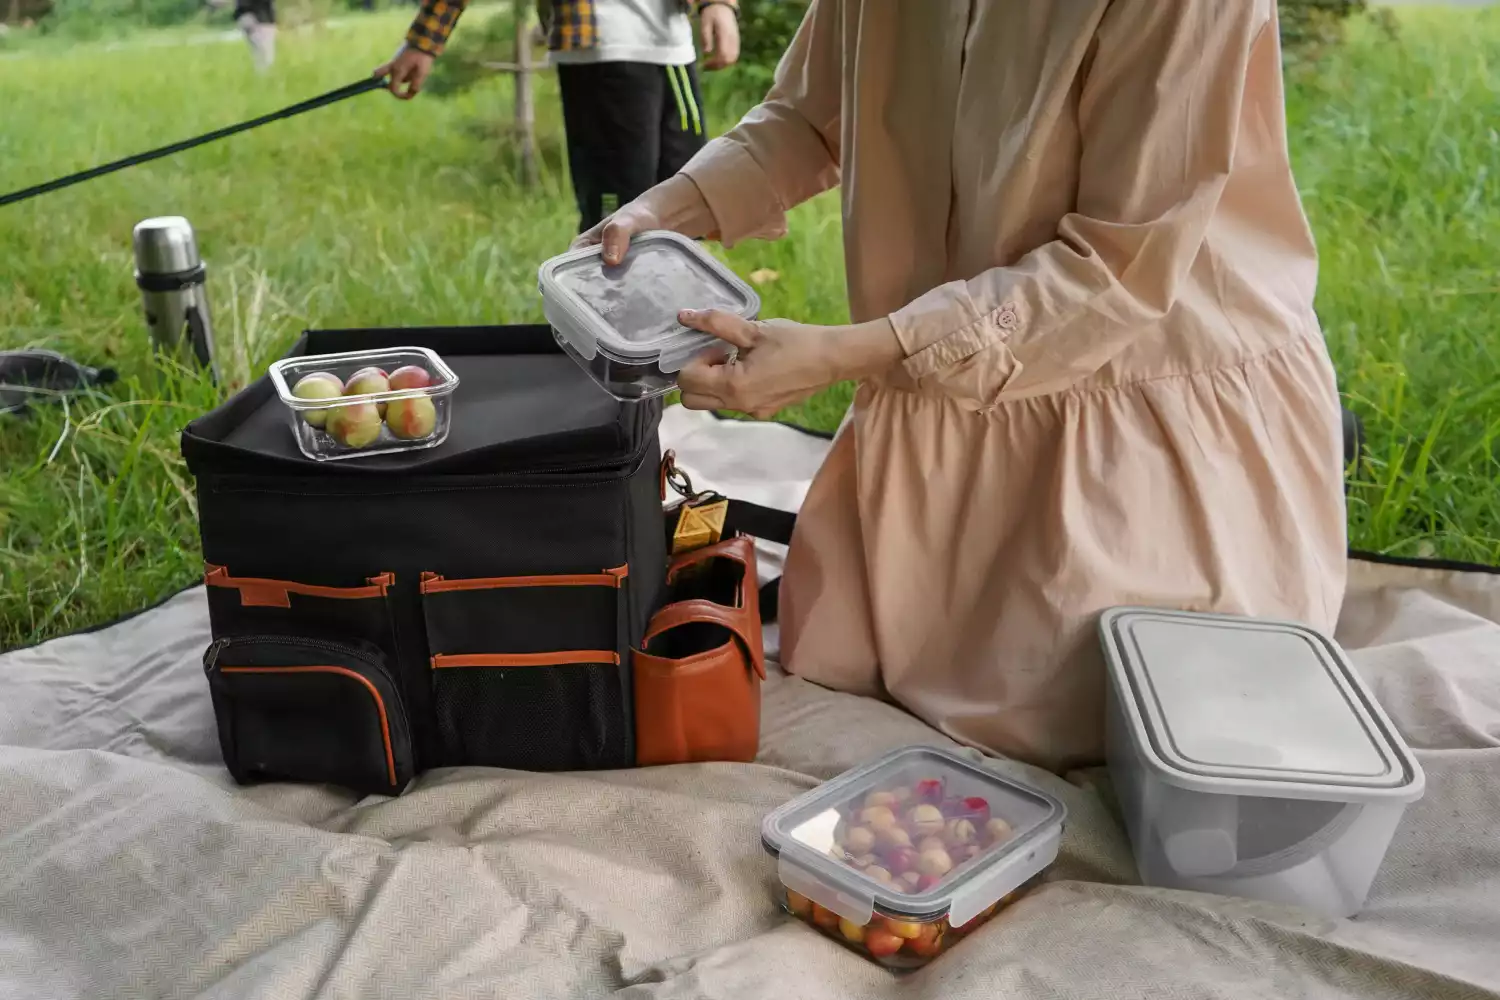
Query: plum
[[385, 396, 437, 440], [387, 365, 433, 391], [326, 402, 382, 449], [291, 372, 343, 428], [344, 367, 392, 415]]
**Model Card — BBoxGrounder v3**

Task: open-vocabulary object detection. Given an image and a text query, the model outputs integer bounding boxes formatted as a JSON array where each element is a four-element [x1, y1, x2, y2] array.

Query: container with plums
[[269, 347, 459, 461], [761, 745, 1067, 970]]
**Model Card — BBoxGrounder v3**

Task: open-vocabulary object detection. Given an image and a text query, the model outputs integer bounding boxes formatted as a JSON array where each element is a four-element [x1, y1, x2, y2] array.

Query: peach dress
[[681, 0, 1347, 770]]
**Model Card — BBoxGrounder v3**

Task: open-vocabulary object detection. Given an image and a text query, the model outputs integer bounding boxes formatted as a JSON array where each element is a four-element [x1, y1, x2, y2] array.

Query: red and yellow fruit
[[909, 804, 946, 837], [291, 372, 343, 428], [877, 825, 913, 851], [811, 904, 841, 931], [326, 402, 382, 449], [385, 396, 437, 440], [986, 817, 1014, 845], [880, 918, 924, 941], [838, 918, 866, 944], [785, 890, 813, 917], [917, 848, 954, 878], [864, 929, 904, 958], [944, 818, 978, 848], [387, 365, 433, 391], [845, 826, 878, 856], [906, 923, 946, 958], [344, 367, 391, 416], [884, 846, 919, 876], [860, 805, 898, 831]]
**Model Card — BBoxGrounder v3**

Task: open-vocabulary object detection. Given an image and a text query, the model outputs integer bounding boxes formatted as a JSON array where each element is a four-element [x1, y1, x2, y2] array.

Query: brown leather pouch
[[634, 535, 765, 767]]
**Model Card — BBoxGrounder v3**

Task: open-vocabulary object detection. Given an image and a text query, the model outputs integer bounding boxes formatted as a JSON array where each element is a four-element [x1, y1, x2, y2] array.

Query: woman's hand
[[572, 175, 717, 264], [677, 311, 904, 419]]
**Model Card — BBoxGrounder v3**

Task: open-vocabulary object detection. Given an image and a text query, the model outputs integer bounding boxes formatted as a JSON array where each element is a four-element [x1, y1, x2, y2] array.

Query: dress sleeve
[[890, 0, 1272, 405], [405, 0, 469, 56], [680, 0, 842, 246]]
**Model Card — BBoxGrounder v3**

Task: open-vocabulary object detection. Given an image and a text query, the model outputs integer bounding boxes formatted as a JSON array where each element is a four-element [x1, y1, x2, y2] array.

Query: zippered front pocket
[[204, 635, 415, 795]]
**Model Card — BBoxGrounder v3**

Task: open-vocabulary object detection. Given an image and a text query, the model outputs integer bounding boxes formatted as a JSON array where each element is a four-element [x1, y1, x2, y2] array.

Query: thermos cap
[[133, 216, 201, 275]]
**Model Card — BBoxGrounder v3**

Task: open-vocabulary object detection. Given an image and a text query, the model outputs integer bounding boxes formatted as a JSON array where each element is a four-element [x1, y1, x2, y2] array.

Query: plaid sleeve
[[405, 0, 469, 56]]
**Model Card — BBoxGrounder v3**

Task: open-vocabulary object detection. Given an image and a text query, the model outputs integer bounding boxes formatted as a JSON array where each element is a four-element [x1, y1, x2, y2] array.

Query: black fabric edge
[[1348, 548, 1500, 577], [0, 577, 202, 657], [705, 409, 834, 441]]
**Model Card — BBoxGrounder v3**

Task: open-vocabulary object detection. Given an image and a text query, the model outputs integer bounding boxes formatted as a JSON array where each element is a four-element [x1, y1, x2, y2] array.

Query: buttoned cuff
[[890, 281, 1023, 383]]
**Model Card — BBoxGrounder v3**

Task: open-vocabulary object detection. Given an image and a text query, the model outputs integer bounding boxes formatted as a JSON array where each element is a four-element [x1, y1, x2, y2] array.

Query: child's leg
[[556, 62, 667, 233], [657, 62, 706, 182]]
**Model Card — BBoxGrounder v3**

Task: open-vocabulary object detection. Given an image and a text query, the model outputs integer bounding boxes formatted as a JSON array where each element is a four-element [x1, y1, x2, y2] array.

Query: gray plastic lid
[[1101, 608, 1424, 801], [538, 231, 759, 370], [761, 745, 1066, 928]]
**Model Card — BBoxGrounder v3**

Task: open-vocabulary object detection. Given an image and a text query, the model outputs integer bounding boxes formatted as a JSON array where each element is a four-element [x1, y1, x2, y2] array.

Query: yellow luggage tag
[[662, 451, 729, 556], [672, 494, 729, 555]]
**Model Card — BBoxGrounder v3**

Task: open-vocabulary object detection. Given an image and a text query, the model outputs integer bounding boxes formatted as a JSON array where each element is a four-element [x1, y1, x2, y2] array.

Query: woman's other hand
[[677, 312, 903, 419], [376, 46, 435, 100], [572, 175, 716, 264]]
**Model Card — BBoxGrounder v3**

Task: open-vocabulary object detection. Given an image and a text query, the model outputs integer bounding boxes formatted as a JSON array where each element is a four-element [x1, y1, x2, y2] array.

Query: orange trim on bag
[[204, 564, 394, 609], [429, 651, 621, 669], [418, 567, 628, 594], [218, 665, 398, 788]]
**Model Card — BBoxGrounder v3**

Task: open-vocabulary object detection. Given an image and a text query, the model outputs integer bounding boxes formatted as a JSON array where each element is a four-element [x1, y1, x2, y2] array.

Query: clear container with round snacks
[[761, 745, 1067, 970]]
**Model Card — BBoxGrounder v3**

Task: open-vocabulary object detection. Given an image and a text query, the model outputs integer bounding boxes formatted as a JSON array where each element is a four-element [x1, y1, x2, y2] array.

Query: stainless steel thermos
[[133, 216, 217, 377]]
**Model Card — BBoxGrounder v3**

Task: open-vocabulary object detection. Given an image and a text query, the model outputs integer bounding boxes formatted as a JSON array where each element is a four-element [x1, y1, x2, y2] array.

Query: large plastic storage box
[[1100, 608, 1424, 918]]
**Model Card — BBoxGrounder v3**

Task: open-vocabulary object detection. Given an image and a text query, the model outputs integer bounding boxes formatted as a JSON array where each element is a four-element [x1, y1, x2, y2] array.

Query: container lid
[[538, 231, 759, 370], [761, 745, 1067, 929], [1100, 608, 1424, 802]]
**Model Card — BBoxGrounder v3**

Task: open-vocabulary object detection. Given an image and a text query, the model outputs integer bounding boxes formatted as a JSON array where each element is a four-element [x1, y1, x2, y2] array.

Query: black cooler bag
[[182, 326, 667, 794]]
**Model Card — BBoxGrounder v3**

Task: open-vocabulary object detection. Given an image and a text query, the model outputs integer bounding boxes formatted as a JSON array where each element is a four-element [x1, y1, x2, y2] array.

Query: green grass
[[1, 7, 1496, 648]]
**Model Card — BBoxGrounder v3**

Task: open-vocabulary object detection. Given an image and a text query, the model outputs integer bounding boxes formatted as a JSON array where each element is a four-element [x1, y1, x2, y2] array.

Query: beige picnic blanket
[[0, 410, 1496, 999]]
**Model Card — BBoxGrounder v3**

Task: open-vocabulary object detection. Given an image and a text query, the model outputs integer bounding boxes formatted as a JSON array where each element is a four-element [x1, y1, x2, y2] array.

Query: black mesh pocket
[[429, 654, 629, 770]]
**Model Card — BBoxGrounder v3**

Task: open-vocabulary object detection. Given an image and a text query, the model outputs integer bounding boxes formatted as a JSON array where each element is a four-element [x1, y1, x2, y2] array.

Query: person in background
[[233, 0, 277, 71], [376, 0, 741, 233], [583, 0, 1348, 772]]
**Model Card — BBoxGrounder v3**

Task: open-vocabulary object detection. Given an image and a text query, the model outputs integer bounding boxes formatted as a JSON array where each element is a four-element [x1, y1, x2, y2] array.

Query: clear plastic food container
[[538, 231, 760, 401], [762, 745, 1067, 970], [1100, 608, 1424, 918], [267, 347, 459, 462]]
